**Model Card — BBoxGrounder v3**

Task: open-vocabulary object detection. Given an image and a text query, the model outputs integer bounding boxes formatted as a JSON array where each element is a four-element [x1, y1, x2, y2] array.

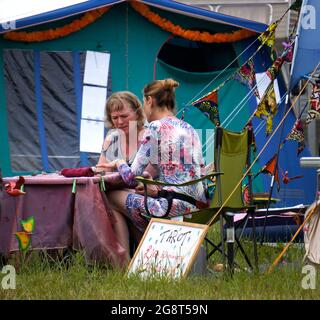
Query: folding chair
[[136, 126, 258, 272]]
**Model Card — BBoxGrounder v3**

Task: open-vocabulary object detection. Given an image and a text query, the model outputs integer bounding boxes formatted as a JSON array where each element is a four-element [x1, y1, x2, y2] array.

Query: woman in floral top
[[97, 78, 206, 262]]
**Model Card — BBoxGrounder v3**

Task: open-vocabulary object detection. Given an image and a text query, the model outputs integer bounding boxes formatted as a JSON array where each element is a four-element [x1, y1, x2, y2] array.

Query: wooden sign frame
[[127, 218, 208, 279]]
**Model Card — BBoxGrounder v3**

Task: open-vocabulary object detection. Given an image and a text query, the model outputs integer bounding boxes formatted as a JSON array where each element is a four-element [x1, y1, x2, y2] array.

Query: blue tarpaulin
[[290, 0, 320, 88]]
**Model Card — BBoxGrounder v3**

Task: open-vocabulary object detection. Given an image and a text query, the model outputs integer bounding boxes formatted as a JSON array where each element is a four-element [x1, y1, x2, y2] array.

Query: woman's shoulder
[[102, 130, 119, 151]]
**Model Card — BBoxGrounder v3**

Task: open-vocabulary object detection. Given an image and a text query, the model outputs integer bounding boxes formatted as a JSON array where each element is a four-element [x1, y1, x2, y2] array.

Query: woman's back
[[133, 116, 206, 202]]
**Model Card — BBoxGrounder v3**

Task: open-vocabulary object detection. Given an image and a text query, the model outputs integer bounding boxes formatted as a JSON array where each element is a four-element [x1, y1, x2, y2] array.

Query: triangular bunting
[[286, 119, 305, 155], [306, 81, 320, 124], [234, 59, 260, 98], [258, 22, 278, 49], [21, 216, 35, 233], [255, 83, 277, 135], [282, 41, 294, 63], [266, 40, 294, 80], [15, 232, 31, 252], [261, 154, 281, 192], [266, 56, 285, 81], [192, 91, 220, 126]]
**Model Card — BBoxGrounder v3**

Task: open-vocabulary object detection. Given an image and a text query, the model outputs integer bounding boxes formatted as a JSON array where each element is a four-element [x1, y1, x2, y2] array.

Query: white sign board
[[127, 218, 208, 279]]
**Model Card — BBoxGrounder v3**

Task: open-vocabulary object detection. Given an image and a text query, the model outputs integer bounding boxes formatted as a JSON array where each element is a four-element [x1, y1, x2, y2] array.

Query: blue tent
[[0, 0, 316, 206], [290, 0, 320, 88]]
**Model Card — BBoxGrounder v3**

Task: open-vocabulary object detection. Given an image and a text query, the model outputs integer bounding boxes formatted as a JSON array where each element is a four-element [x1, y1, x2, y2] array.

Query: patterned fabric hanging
[[266, 56, 285, 81], [234, 59, 260, 98], [192, 90, 220, 126], [282, 41, 294, 63], [258, 22, 278, 49], [306, 81, 320, 124], [255, 83, 277, 135], [15, 231, 31, 251], [286, 119, 305, 155], [266, 40, 294, 80]]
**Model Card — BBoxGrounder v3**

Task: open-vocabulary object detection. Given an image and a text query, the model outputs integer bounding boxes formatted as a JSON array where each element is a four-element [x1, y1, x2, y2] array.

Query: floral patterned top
[[118, 116, 206, 203]]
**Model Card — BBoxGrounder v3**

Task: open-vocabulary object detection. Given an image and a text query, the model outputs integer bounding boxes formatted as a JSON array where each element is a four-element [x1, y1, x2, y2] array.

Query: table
[[0, 173, 129, 267]]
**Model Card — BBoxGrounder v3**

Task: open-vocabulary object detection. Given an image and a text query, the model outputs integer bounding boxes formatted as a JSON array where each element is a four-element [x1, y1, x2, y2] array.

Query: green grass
[[1, 242, 320, 300]]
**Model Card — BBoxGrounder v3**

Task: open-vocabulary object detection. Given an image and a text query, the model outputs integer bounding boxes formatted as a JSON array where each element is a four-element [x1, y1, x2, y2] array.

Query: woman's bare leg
[[112, 208, 130, 262], [106, 189, 133, 262]]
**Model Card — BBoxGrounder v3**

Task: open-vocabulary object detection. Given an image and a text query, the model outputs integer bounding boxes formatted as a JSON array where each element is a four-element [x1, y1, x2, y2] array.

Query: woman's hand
[[135, 183, 159, 198]]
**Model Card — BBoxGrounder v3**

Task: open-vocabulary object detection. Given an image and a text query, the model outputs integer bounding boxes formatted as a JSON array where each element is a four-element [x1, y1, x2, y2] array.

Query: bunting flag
[[21, 216, 35, 233], [192, 90, 220, 126], [286, 119, 305, 155], [234, 59, 260, 98], [261, 154, 281, 192], [266, 56, 285, 81], [306, 81, 320, 124], [258, 21, 278, 49], [255, 83, 277, 135], [266, 40, 294, 80], [4, 176, 26, 196], [282, 41, 294, 63], [15, 232, 31, 252]]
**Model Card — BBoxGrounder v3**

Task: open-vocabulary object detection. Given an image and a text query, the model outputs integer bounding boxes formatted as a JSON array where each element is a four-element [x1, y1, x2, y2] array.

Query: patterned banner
[[266, 56, 285, 81], [306, 81, 320, 124], [286, 119, 305, 155], [258, 21, 278, 49], [234, 59, 260, 98], [266, 40, 294, 80], [255, 83, 277, 135], [192, 90, 220, 126]]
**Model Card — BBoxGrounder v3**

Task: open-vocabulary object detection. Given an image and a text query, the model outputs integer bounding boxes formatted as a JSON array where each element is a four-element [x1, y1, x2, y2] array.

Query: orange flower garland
[[130, 1, 256, 43], [3, 7, 110, 42]]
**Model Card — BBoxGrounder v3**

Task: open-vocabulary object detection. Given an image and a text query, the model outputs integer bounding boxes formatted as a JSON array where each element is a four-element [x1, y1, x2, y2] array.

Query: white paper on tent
[[79, 119, 104, 153], [255, 72, 281, 104], [83, 51, 110, 87], [81, 85, 106, 121]]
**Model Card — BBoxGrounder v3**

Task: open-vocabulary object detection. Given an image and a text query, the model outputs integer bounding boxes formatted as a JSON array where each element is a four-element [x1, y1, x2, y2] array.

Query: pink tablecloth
[[0, 173, 128, 267]]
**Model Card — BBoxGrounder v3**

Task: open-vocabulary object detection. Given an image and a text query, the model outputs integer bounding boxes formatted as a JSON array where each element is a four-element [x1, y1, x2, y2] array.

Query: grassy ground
[[1, 241, 320, 300]]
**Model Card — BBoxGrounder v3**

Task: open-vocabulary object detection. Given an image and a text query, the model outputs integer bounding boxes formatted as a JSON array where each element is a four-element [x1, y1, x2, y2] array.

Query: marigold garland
[[2, 2, 256, 43], [130, 1, 256, 43], [3, 7, 110, 42]]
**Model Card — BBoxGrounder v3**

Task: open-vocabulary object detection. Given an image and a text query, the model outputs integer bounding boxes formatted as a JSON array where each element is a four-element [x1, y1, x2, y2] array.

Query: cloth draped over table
[[0, 174, 127, 268]]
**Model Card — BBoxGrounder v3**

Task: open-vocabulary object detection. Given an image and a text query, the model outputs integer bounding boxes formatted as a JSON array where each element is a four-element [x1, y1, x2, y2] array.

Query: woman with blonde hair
[[97, 79, 206, 262], [97, 91, 146, 170]]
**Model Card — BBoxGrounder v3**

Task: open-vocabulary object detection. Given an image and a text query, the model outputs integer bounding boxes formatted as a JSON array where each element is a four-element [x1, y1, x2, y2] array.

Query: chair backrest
[[211, 127, 250, 209]]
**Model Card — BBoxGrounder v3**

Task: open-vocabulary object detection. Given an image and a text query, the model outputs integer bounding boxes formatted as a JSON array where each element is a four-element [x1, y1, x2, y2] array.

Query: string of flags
[[188, 17, 282, 126]]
